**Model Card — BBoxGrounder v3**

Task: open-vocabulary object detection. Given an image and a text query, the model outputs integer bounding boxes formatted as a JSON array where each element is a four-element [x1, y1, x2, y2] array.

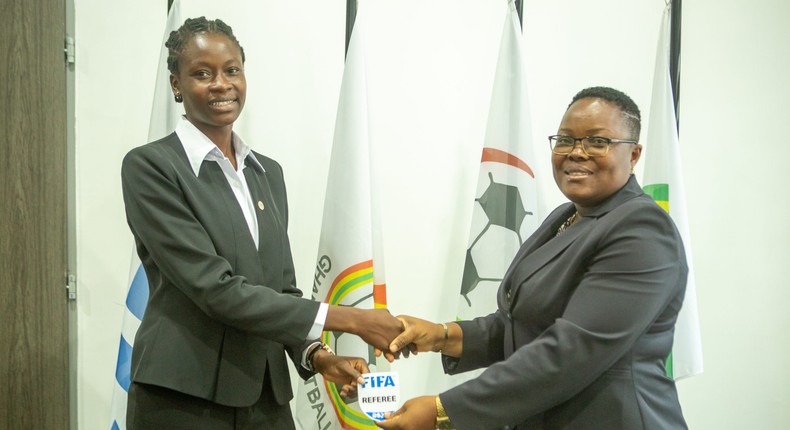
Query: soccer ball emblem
[[460, 171, 535, 307]]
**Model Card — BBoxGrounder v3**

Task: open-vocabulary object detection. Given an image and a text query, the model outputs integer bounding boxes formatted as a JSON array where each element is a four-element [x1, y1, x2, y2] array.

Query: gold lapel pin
[[258, 200, 265, 210]]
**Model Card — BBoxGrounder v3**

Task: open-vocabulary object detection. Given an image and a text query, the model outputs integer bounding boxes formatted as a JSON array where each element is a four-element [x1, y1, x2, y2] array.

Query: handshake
[[309, 307, 457, 396]]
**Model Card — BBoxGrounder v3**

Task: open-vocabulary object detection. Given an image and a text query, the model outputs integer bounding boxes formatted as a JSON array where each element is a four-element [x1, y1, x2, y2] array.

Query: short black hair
[[165, 17, 246, 75], [568, 86, 641, 140]]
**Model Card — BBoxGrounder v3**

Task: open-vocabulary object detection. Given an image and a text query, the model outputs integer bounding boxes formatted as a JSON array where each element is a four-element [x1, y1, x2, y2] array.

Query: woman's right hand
[[325, 306, 405, 362], [388, 315, 458, 356]]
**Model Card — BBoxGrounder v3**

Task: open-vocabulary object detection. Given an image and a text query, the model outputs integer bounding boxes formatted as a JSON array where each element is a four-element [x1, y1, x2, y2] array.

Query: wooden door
[[0, 0, 70, 427]]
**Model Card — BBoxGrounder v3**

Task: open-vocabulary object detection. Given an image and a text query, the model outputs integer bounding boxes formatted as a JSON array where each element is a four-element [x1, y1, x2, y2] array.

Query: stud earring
[[174, 94, 183, 103]]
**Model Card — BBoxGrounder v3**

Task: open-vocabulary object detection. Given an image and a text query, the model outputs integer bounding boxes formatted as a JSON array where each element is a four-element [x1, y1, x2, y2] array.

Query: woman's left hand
[[313, 351, 369, 398], [376, 396, 437, 430]]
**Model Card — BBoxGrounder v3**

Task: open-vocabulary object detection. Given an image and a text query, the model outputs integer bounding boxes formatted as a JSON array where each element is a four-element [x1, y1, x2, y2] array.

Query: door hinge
[[64, 36, 75, 66], [66, 272, 77, 301]]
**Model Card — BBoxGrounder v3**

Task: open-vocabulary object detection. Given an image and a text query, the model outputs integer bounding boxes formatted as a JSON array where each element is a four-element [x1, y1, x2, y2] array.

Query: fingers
[[317, 355, 369, 386], [386, 406, 405, 419], [376, 407, 405, 429], [379, 395, 438, 429], [345, 362, 364, 385], [339, 382, 358, 399], [375, 348, 398, 363], [352, 358, 370, 384], [360, 311, 438, 360], [368, 309, 406, 351], [389, 316, 417, 353], [389, 331, 415, 354], [333, 358, 364, 385], [389, 315, 444, 354], [338, 358, 368, 398], [375, 417, 397, 429], [377, 346, 413, 361]]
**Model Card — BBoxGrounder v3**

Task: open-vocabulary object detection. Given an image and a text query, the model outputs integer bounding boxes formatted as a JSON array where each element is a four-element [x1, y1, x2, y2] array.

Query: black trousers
[[127, 376, 294, 430]]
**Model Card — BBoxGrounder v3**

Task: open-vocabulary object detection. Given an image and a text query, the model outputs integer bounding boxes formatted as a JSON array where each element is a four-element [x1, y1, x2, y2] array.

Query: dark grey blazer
[[441, 176, 688, 430], [121, 132, 319, 407]]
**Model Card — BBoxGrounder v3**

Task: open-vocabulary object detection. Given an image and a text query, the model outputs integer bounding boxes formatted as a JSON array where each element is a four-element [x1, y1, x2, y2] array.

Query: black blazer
[[121, 132, 319, 407], [441, 176, 688, 429]]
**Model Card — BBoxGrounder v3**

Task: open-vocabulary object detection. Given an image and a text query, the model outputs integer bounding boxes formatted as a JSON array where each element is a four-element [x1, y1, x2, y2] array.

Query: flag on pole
[[642, 3, 703, 380], [108, 264, 148, 430], [295, 7, 387, 430], [449, 0, 540, 386], [108, 2, 182, 428], [144, 0, 183, 145]]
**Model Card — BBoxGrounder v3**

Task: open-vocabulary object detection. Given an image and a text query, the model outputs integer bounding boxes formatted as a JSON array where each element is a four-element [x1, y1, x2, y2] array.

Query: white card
[[357, 371, 401, 421]]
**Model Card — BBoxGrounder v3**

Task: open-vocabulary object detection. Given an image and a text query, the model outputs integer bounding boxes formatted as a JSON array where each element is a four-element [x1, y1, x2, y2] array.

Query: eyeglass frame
[[548, 135, 639, 157]]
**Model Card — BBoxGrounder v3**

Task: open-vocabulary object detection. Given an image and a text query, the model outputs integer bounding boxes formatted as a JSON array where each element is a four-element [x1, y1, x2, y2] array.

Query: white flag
[[449, 0, 540, 387], [109, 2, 182, 429], [296, 8, 386, 430], [642, 3, 703, 380]]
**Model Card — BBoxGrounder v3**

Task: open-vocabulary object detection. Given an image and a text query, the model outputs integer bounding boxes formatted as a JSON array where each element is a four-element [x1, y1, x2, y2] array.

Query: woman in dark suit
[[121, 17, 402, 430], [378, 87, 688, 430]]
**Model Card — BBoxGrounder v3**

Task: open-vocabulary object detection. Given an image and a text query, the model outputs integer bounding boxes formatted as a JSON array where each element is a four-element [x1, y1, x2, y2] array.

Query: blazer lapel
[[585, 174, 644, 218], [503, 207, 588, 308], [503, 175, 645, 308], [199, 161, 259, 275], [243, 159, 283, 267]]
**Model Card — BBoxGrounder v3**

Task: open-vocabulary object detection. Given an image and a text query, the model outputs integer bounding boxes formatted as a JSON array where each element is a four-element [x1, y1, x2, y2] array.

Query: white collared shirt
[[177, 117, 261, 249], [175, 117, 327, 354]]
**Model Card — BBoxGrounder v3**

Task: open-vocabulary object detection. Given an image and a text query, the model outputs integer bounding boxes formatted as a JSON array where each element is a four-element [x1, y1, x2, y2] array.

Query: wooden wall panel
[[0, 0, 69, 427]]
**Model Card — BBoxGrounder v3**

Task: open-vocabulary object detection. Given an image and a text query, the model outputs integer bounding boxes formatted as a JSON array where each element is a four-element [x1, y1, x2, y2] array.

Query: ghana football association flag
[[295, 4, 388, 430], [448, 0, 541, 388], [642, 3, 703, 381]]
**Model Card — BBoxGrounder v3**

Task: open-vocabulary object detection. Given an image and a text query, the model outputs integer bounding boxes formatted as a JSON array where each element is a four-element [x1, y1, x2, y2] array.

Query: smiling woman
[[551, 87, 643, 213], [378, 87, 689, 430], [166, 19, 247, 167], [119, 16, 405, 430]]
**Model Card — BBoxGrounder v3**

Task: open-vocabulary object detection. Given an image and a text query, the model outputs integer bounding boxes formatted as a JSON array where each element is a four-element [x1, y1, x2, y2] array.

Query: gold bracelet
[[435, 395, 455, 429]]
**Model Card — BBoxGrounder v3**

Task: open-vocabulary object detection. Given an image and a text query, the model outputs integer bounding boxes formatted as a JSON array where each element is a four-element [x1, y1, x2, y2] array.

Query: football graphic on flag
[[459, 149, 538, 312]]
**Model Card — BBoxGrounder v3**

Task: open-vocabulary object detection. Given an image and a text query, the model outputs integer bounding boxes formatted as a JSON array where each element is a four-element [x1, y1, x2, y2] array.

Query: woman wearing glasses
[[378, 87, 688, 430]]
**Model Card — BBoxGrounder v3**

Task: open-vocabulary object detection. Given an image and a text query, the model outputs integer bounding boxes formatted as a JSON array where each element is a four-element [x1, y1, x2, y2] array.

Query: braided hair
[[568, 86, 641, 141], [165, 17, 246, 75]]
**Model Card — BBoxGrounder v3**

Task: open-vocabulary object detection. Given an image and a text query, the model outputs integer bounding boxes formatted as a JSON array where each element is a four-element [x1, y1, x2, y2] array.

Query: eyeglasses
[[548, 135, 638, 157]]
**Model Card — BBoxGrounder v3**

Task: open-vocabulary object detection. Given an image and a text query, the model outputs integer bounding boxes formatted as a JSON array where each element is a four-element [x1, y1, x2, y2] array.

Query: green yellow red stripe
[[320, 260, 384, 428], [323, 378, 377, 429], [325, 260, 373, 305]]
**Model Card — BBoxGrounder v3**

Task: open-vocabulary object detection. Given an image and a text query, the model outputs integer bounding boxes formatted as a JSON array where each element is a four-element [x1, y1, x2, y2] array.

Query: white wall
[[73, 1, 164, 427], [74, 0, 790, 428], [672, 0, 790, 428]]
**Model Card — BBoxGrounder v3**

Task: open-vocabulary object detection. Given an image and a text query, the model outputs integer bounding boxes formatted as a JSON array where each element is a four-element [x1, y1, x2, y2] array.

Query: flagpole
[[669, 0, 682, 129], [515, 0, 524, 28], [345, 0, 357, 58]]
